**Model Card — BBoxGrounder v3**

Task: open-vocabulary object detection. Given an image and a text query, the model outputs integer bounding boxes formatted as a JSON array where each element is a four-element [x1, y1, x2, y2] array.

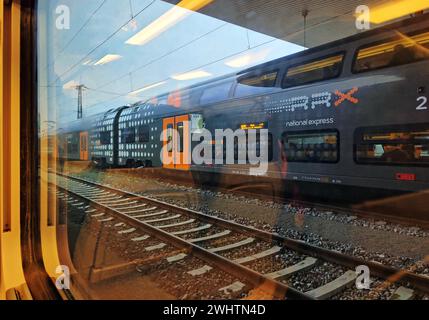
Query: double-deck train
[[59, 13, 429, 194]]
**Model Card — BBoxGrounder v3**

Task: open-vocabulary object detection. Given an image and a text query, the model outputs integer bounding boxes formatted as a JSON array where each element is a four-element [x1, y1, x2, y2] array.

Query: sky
[[39, 0, 306, 125]]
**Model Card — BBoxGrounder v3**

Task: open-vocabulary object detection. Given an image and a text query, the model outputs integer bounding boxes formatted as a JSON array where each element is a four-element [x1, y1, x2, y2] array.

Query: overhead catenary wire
[[93, 9, 356, 93], [48, 0, 157, 87], [54, 7, 358, 116], [94, 22, 229, 91], [43, 0, 108, 71]]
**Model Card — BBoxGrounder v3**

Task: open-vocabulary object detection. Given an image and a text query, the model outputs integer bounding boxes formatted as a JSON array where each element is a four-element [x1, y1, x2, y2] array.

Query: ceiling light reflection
[[129, 81, 166, 96], [171, 70, 212, 81], [94, 54, 123, 66], [225, 49, 271, 68], [126, 0, 214, 46]]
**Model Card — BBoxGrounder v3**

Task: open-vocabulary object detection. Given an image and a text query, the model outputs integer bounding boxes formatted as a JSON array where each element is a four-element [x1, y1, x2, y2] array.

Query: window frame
[[354, 124, 429, 167], [281, 129, 340, 164], [351, 27, 429, 74], [177, 122, 184, 153], [99, 131, 111, 145], [281, 52, 345, 89], [237, 69, 279, 89], [121, 127, 136, 144], [138, 125, 150, 143]]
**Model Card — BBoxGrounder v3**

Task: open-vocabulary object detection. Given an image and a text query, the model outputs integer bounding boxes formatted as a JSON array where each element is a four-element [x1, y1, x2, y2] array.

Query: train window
[[67, 135, 79, 154], [282, 54, 344, 88], [122, 128, 136, 144], [354, 30, 429, 73], [247, 132, 274, 162], [239, 71, 278, 87], [167, 124, 174, 153], [282, 131, 339, 163], [138, 125, 150, 143], [222, 131, 273, 163], [234, 71, 278, 98], [100, 131, 111, 145], [355, 125, 429, 166], [177, 122, 184, 153], [35, 0, 429, 303]]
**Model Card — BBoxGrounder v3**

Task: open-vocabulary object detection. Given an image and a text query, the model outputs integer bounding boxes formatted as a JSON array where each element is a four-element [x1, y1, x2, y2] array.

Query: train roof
[[59, 106, 129, 134], [148, 12, 429, 100], [240, 12, 429, 74], [124, 102, 182, 120]]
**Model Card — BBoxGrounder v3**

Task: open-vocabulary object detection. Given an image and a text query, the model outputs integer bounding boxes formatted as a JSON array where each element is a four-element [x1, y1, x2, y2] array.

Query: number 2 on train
[[417, 96, 428, 110]]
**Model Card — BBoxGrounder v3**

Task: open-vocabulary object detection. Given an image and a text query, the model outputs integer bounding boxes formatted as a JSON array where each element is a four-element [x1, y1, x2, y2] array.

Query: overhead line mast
[[75, 84, 87, 119]]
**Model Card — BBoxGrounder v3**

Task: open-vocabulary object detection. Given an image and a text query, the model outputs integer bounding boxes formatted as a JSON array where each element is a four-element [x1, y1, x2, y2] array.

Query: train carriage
[[60, 13, 429, 195]]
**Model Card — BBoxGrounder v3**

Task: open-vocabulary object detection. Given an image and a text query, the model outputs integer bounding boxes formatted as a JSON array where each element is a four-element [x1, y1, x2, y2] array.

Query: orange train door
[[162, 115, 191, 170], [174, 115, 191, 171], [162, 117, 175, 169], [80, 131, 89, 161]]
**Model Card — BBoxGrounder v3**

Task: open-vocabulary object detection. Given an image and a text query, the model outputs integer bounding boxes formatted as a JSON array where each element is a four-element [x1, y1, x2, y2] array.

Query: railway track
[[106, 167, 429, 230], [50, 172, 429, 300]]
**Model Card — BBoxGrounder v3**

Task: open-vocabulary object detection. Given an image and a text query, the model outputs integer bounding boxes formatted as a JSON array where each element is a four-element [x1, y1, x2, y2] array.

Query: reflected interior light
[[357, 31, 429, 59], [171, 70, 212, 81], [94, 54, 122, 66], [362, 0, 429, 24], [126, 0, 214, 46], [83, 59, 94, 66], [225, 49, 270, 68], [129, 81, 166, 96]]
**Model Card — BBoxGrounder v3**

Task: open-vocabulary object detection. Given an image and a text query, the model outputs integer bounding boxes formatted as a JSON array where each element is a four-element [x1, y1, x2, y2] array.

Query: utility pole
[[302, 9, 309, 48], [75, 84, 87, 119]]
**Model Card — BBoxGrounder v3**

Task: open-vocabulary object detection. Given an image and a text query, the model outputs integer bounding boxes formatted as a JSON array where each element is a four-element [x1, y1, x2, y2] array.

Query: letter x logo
[[335, 87, 359, 107]]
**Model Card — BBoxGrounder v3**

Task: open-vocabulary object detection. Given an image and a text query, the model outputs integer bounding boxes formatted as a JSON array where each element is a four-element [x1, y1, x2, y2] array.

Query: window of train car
[[67, 135, 79, 154], [99, 132, 111, 145], [167, 124, 174, 153], [177, 122, 184, 153], [355, 125, 429, 165], [122, 127, 136, 144], [282, 131, 339, 163], [138, 125, 150, 143], [234, 70, 278, 97], [353, 29, 429, 73], [35, 0, 429, 303], [282, 54, 344, 88]]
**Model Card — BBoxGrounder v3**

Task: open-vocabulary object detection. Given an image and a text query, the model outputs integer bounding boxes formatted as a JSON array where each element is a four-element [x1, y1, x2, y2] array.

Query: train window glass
[[38, 0, 429, 302], [122, 128, 136, 144], [282, 54, 344, 88], [100, 131, 111, 145], [247, 132, 274, 162], [177, 122, 184, 153], [282, 131, 339, 163], [234, 71, 278, 98], [67, 135, 79, 154], [239, 71, 278, 87], [167, 124, 174, 153], [138, 125, 150, 143], [354, 30, 429, 73], [200, 81, 233, 105], [355, 125, 429, 166]]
